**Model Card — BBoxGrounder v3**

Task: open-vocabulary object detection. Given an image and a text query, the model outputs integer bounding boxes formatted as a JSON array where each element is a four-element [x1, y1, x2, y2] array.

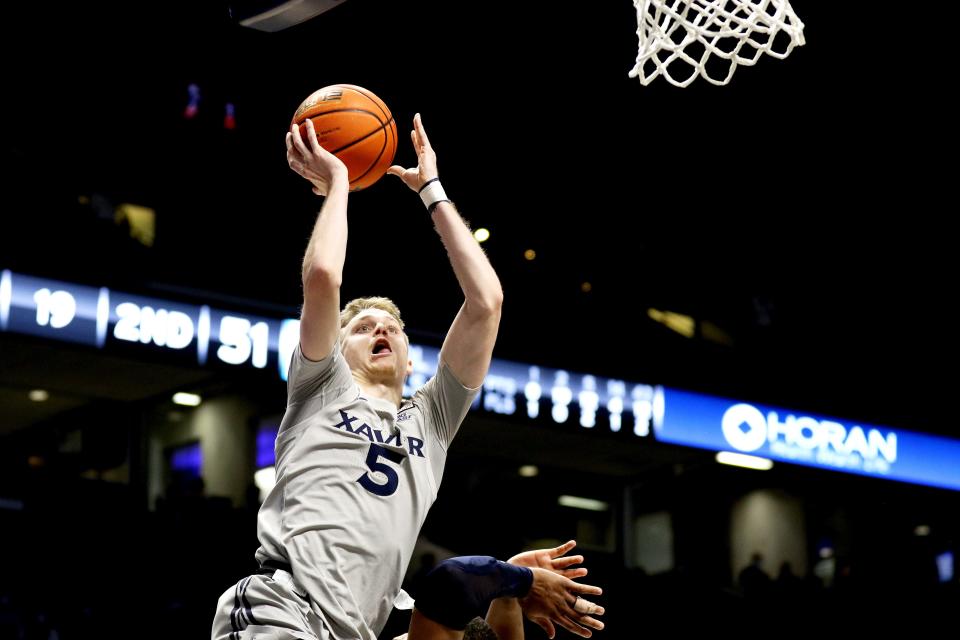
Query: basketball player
[[397, 540, 606, 640], [212, 113, 525, 640]]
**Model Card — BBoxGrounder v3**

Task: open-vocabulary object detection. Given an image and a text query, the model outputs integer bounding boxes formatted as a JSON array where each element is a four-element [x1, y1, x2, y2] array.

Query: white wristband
[[418, 178, 449, 211]]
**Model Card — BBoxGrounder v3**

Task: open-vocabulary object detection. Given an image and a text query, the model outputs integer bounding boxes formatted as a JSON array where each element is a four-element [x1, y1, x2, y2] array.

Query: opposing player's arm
[[287, 119, 350, 361], [387, 114, 503, 388], [406, 557, 532, 640], [404, 557, 604, 640], [509, 541, 604, 639], [484, 597, 524, 640], [405, 610, 461, 640]]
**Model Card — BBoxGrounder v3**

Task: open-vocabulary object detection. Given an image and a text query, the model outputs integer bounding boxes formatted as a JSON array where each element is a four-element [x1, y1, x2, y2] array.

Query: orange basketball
[[292, 84, 398, 191]]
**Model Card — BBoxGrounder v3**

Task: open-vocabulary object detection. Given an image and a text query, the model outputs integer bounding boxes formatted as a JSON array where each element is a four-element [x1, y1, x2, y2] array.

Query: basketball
[[292, 84, 398, 191]]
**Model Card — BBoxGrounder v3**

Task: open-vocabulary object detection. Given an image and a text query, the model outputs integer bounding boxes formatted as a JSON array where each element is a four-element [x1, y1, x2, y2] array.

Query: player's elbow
[[472, 287, 503, 315], [488, 287, 504, 311], [302, 264, 342, 291]]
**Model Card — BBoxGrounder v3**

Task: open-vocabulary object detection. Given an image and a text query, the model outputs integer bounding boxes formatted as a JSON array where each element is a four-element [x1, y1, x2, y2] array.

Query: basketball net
[[630, 0, 805, 87]]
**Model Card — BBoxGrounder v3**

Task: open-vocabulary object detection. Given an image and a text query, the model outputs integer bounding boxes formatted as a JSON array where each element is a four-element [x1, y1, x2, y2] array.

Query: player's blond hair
[[339, 296, 405, 330]]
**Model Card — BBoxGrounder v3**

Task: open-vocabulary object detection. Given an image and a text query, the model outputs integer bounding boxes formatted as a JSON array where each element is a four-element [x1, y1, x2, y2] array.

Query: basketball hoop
[[630, 0, 805, 87]]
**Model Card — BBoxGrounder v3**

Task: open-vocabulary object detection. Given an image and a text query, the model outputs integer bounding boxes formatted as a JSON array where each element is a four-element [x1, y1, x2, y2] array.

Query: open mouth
[[372, 338, 392, 356]]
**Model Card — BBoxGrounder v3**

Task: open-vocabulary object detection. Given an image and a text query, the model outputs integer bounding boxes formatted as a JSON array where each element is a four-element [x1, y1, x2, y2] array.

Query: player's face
[[342, 309, 411, 385]]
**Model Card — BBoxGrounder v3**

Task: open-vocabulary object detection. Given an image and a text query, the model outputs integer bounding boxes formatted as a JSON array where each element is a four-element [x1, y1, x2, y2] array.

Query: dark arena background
[[1, 1, 956, 638]]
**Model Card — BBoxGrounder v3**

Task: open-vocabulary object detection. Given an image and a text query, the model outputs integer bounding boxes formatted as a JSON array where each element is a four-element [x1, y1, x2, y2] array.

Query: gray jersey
[[254, 341, 479, 640]]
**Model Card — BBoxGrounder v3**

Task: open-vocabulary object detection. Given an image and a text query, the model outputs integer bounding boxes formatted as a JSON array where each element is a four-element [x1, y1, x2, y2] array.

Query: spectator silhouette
[[739, 552, 771, 600]]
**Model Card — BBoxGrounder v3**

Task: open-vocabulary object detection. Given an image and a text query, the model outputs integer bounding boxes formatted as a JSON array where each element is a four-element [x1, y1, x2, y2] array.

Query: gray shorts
[[212, 569, 329, 640]]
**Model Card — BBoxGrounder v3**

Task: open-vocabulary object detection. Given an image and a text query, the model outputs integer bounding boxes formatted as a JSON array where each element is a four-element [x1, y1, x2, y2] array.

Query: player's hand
[[520, 568, 604, 639], [386, 113, 438, 192], [509, 539, 588, 580], [286, 119, 348, 196]]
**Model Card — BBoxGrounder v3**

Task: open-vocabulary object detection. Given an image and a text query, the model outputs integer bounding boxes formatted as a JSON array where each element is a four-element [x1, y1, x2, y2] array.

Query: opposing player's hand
[[286, 119, 348, 196], [520, 568, 604, 639], [386, 113, 438, 192], [509, 539, 588, 580]]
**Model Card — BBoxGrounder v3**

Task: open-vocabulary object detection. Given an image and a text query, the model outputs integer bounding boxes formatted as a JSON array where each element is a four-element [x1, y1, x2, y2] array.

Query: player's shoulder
[[397, 396, 426, 423]]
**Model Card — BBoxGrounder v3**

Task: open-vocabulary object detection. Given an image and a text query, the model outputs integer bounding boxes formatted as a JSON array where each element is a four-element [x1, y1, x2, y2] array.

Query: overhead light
[[558, 495, 609, 512], [581, 282, 592, 293], [473, 228, 490, 243], [716, 451, 773, 471], [524, 249, 536, 261], [518, 465, 539, 478], [115, 203, 156, 247], [28, 389, 49, 402], [647, 308, 695, 338], [914, 525, 931, 537], [173, 392, 202, 407]]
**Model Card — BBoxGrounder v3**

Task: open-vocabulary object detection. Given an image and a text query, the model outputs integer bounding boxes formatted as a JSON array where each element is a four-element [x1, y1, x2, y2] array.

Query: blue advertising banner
[[654, 387, 960, 491]]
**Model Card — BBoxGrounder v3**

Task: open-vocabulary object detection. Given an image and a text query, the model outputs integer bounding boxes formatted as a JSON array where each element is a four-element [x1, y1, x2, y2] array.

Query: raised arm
[[509, 540, 605, 639], [388, 114, 503, 388], [287, 119, 350, 361], [404, 555, 603, 640], [483, 597, 524, 640]]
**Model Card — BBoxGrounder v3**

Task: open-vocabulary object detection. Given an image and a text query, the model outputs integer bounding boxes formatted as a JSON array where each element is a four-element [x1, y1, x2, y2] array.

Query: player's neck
[[355, 379, 402, 408]]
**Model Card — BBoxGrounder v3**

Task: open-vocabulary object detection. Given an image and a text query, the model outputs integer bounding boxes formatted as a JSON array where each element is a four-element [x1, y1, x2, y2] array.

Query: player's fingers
[[532, 617, 556, 640], [550, 540, 577, 558], [414, 113, 432, 150], [578, 615, 605, 631], [303, 119, 326, 156], [287, 149, 305, 169], [554, 554, 584, 569], [574, 596, 604, 616], [556, 616, 592, 638], [290, 122, 311, 156], [560, 568, 588, 579], [570, 581, 603, 597]]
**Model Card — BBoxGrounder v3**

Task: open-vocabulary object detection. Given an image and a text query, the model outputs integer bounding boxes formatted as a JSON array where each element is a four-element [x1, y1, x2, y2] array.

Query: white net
[[630, 0, 806, 87]]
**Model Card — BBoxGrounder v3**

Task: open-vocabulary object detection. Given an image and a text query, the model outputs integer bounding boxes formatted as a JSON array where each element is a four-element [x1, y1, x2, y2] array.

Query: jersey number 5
[[357, 444, 406, 496]]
